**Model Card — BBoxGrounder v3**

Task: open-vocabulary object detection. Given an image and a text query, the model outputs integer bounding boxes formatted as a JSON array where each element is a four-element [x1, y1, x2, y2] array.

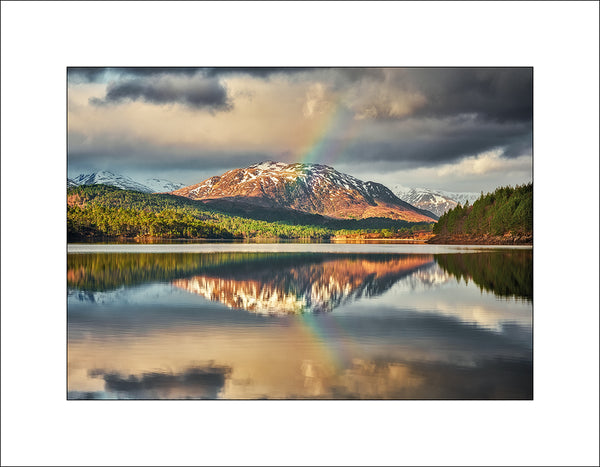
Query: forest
[[432, 183, 533, 239], [67, 185, 433, 240]]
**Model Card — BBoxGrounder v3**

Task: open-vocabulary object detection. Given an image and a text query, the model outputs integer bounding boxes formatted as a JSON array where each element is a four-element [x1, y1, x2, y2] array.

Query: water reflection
[[172, 255, 433, 314], [68, 249, 532, 399], [435, 250, 533, 301], [70, 364, 232, 400]]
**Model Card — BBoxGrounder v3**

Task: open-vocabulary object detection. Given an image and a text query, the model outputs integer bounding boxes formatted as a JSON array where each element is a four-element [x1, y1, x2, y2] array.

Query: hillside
[[429, 183, 532, 244], [171, 161, 438, 222], [67, 185, 434, 241]]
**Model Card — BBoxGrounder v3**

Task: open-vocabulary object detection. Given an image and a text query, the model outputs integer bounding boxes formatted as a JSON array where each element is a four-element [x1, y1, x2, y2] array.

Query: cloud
[[68, 67, 314, 84], [351, 150, 533, 193], [302, 82, 335, 118], [68, 67, 201, 83], [387, 68, 533, 123], [89, 75, 233, 111], [325, 68, 533, 123], [325, 114, 532, 170], [204, 67, 317, 79]]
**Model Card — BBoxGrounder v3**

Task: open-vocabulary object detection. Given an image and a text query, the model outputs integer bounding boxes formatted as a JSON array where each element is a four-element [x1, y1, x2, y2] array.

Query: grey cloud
[[68, 67, 312, 83], [320, 68, 532, 123], [89, 76, 232, 111], [204, 67, 317, 79], [68, 67, 201, 83], [391, 67, 532, 123], [327, 116, 532, 168], [68, 67, 107, 83]]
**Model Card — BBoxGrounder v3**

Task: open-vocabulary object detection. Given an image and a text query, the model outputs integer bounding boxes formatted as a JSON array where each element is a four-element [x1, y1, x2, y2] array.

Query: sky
[[67, 67, 533, 193]]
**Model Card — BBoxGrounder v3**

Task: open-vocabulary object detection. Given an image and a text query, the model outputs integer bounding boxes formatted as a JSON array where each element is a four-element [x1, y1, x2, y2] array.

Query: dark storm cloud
[[334, 117, 532, 168], [203, 67, 317, 78], [68, 66, 313, 83], [68, 67, 107, 83], [88, 365, 232, 399], [89, 75, 233, 111], [389, 67, 532, 123], [68, 67, 201, 83], [316, 67, 532, 124]]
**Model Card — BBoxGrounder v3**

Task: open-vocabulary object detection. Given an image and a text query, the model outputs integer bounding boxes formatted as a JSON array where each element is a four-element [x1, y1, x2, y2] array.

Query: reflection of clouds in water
[[423, 304, 532, 333], [76, 363, 232, 399], [332, 357, 533, 399], [69, 355, 532, 400], [289, 356, 531, 399], [380, 263, 532, 332]]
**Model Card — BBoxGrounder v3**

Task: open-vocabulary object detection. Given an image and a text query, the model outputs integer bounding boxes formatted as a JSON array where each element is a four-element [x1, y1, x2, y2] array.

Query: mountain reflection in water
[[67, 249, 532, 399], [172, 255, 433, 314]]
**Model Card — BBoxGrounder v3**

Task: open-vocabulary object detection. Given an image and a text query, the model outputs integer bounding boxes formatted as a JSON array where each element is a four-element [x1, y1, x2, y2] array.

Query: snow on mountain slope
[[72, 171, 154, 193], [69, 171, 185, 194], [392, 185, 480, 218], [142, 178, 186, 193], [171, 161, 438, 222]]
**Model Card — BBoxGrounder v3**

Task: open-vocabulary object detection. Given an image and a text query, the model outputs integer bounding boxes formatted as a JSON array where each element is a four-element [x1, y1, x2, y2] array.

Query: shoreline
[[427, 234, 533, 245]]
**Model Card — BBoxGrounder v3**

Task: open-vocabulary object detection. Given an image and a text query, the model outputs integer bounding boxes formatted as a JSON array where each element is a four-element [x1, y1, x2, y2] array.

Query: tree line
[[432, 183, 532, 237], [67, 185, 433, 240]]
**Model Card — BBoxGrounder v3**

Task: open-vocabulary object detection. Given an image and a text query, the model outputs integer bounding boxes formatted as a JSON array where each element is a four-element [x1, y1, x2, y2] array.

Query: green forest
[[67, 185, 433, 240], [432, 183, 533, 237]]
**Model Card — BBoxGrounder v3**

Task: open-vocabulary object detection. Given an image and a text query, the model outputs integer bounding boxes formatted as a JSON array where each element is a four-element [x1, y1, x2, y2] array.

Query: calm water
[[67, 244, 532, 399]]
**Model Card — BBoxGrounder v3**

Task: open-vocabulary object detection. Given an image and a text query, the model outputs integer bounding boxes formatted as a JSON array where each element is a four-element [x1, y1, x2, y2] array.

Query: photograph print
[[67, 67, 533, 400]]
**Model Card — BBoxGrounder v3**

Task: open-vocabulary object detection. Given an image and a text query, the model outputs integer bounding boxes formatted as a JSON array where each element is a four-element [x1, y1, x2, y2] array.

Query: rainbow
[[295, 309, 356, 375], [298, 97, 364, 169]]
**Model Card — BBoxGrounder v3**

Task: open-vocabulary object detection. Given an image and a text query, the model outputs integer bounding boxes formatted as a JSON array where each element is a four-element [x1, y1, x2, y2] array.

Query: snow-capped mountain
[[142, 178, 186, 193], [69, 171, 185, 194], [171, 161, 438, 222], [72, 170, 155, 193], [392, 185, 480, 218]]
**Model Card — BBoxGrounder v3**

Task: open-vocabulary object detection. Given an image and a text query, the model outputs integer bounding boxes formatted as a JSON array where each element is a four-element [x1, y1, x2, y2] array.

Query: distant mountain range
[[68, 171, 185, 194], [171, 161, 437, 222], [392, 185, 481, 217], [68, 164, 481, 222]]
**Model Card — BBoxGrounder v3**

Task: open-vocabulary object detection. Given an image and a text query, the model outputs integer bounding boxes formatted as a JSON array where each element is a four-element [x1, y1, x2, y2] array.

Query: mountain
[[72, 171, 155, 193], [171, 161, 438, 222], [392, 185, 480, 218], [70, 171, 185, 194], [142, 178, 186, 193]]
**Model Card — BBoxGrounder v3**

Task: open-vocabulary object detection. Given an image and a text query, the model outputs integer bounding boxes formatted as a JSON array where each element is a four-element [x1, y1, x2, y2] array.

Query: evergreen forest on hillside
[[67, 185, 434, 240], [432, 183, 532, 237]]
